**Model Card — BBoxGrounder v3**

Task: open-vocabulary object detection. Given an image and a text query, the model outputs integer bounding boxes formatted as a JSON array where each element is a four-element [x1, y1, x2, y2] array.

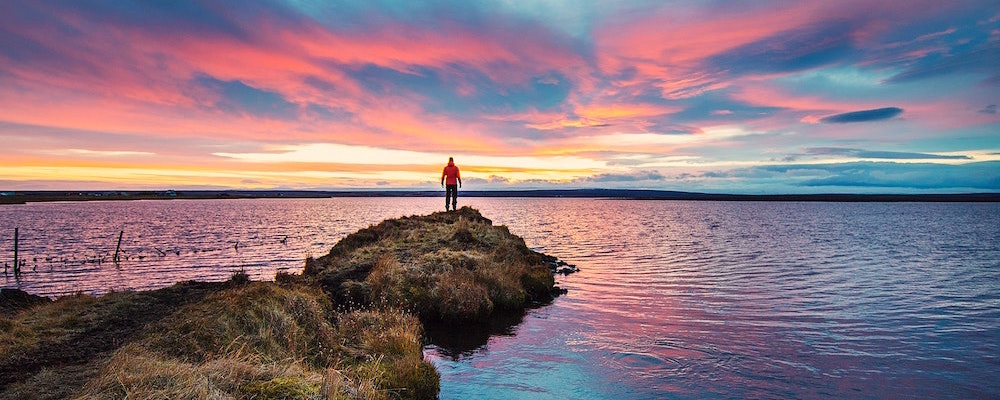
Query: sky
[[1, 1, 998, 194]]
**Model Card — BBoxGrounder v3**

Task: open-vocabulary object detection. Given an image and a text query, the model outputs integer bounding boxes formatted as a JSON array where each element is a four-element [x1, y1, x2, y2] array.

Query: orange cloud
[[575, 104, 679, 120]]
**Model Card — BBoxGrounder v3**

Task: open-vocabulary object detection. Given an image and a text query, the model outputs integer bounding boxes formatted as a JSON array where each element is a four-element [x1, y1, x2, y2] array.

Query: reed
[[13, 228, 18, 276]]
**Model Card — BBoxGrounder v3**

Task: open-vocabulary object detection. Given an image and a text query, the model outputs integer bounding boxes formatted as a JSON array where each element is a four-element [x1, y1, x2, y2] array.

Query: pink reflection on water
[[4, 198, 999, 398], [1, 198, 445, 296]]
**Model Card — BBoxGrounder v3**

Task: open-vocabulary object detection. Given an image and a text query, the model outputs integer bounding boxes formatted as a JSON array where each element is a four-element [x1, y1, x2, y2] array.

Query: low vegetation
[[304, 207, 560, 322], [79, 282, 437, 399], [0, 207, 560, 399]]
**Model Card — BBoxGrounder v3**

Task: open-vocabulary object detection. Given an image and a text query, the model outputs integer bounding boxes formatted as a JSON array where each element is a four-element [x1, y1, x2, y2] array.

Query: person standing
[[441, 157, 461, 211]]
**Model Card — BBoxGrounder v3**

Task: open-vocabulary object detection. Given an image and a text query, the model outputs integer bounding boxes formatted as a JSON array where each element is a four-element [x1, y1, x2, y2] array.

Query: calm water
[[2, 198, 998, 399]]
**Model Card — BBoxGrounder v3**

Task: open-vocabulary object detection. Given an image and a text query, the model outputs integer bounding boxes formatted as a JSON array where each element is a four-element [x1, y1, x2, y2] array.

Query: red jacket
[[442, 161, 460, 185]]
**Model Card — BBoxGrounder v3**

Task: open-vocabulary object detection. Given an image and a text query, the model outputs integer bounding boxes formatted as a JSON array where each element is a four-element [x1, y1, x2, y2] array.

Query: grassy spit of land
[[303, 207, 561, 322], [0, 207, 564, 399]]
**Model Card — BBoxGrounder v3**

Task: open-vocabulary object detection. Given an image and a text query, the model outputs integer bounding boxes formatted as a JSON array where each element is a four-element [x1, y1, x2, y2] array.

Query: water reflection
[[3, 198, 999, 398], [0, 198, 444, 296], [423, 310, 527, 359], [440, 199, 1000, 399]]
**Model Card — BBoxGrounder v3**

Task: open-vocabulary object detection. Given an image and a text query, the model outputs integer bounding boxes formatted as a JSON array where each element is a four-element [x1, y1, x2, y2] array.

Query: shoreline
[[0, 207, 569, 398], [3, 189, 999, 205]]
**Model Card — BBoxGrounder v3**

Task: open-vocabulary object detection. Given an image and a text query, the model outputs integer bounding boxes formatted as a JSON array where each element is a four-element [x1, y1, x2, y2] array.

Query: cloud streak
[[804, 147, 969, 160], [0, 1, 997, 193], [794, 161, 1000, 190], [819, 107, 904, 123]]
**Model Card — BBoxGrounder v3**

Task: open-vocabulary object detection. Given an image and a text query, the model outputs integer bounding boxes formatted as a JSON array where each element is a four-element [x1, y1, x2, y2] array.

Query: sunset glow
[[1, 1, 998, 193]]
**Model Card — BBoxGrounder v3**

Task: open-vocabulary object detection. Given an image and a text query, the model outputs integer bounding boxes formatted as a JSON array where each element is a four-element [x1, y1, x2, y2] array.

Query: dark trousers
[[445, 184, 458, 211]]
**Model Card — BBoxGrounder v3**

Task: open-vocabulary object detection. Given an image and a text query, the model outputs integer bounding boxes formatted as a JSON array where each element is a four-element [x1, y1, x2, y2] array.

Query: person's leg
[[452, 187, 458, 210], [446, 185, 456, 211]]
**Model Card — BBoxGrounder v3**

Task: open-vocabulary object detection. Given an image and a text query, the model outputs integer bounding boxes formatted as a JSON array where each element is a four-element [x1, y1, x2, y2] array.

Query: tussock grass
[[306, 207, 559, 322], [2, 282, 438, 399], [2, 207, 557, 398], [76, 282, 437, 399], [141, 283, 337, 366]]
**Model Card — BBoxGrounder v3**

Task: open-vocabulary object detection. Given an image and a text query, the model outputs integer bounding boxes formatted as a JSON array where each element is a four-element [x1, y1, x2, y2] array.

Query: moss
[[1, 282, 227, 397], [79, 343, 328, 399], [2, 279, 439, 399], [274, 270, 305, 286]]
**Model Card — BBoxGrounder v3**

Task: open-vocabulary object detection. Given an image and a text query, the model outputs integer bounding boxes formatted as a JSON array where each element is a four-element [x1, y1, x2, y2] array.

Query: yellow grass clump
[[77, 282, 437, 399], [1, 281, 438, 399]]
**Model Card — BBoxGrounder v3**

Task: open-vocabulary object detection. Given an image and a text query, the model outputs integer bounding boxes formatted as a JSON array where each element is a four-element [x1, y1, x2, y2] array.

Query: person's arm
[[457, 169, 462, 188], [441, 168, 446, 187]]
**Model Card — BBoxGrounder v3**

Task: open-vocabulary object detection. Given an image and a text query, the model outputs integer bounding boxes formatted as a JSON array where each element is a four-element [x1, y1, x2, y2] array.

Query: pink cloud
[[0, 2, 595, 158], [593, 2, 830, 89], [1, 1, 994, 191]]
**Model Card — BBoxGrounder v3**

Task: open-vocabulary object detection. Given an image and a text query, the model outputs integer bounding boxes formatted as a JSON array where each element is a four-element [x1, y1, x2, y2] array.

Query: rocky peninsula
[[0, 207, 568, 399]]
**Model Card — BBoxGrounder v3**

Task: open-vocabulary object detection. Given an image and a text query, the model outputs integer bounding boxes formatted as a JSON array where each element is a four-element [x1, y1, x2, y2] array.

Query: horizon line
[[3, 189, 999, 204]]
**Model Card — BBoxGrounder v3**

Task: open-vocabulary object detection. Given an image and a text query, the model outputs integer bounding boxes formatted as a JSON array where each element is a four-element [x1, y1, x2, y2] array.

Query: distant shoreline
[[2, 189, 999, 204]]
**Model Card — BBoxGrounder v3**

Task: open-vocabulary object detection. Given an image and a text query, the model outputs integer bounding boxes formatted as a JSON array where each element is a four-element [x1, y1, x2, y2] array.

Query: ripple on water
[[3, 199, 1000, 399]]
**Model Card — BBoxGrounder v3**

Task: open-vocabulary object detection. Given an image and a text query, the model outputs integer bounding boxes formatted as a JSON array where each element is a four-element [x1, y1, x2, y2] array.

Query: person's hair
[[449, 157, 453, 161]]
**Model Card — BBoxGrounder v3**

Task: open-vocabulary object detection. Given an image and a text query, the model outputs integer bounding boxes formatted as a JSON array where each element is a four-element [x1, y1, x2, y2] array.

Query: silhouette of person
[[441, 157, 461, 211]]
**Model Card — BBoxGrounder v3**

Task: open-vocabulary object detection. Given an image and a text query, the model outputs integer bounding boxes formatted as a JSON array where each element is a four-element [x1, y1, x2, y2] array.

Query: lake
[[2, 198, 999, 398]]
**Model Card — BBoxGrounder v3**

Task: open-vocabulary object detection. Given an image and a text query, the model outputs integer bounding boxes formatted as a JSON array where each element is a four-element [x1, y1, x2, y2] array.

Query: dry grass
[[0, 293, 95, 360], [73, 282, 437, 400], [1, 207, 558, 399], [0, 314, 38, 360], [307, 207, 559, 322], [140, 283, 336, 366], [2, 281, 438, 399], [1, 283, 223, 399]]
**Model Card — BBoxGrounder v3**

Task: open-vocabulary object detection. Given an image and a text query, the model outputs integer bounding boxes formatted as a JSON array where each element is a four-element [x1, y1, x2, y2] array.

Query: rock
[[548, 259, 578, 275], [556, 267, 577, 275]]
